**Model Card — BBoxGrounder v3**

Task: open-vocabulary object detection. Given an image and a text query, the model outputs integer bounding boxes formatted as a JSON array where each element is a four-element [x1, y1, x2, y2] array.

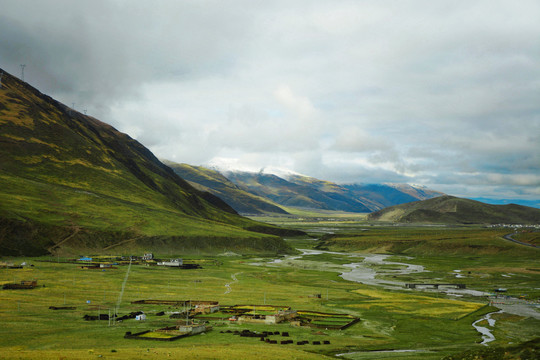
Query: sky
[[1, 0, 539, 204]]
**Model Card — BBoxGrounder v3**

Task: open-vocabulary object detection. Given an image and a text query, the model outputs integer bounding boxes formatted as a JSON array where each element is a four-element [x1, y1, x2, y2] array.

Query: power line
[[20, 64, 26, 81], [115, 258, 132, 317]]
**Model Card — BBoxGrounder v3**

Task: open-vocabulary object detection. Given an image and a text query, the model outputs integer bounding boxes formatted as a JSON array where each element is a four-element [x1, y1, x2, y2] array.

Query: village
[[122, 301, 358, 344], [74, 253, 203, 269], [1, 253, 360, 348]]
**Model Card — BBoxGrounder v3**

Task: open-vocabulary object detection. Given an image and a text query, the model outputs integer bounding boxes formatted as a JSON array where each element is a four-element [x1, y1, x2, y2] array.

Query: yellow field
[[349, 288, 485, 319]]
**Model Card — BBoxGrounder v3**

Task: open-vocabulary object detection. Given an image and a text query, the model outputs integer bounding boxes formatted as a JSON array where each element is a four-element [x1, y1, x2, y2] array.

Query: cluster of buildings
[[487, 224, 540, 229], [75, 254, 200, 269]]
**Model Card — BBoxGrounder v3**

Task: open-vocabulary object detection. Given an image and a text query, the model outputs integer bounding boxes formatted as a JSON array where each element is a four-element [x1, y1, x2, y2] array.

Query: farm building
[[192, 301, 220, 314], [157, 259, 183, 267], [131, 300, 219, 312], [176, 323, 208, 334], [125, 323, 211, 341], [238, 309, 297, 325]]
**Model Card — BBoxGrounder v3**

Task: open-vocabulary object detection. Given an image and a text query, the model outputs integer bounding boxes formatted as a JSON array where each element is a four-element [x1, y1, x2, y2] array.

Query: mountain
[[470, 197, 540, 209], [164, 162, 289, 215], [224, 171, 373, 212], [0, 68, 291, 256], [343, 183, 444, 209], [368, 195, 540, 224], [213, 169, 443, 213]]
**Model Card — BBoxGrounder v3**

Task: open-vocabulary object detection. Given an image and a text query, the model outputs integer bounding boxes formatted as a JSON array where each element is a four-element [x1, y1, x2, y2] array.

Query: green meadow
[[1, 220, 539, 359]]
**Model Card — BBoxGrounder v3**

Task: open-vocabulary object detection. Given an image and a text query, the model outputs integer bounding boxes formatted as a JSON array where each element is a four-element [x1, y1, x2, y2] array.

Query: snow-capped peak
[[205, 158, 303, 179]]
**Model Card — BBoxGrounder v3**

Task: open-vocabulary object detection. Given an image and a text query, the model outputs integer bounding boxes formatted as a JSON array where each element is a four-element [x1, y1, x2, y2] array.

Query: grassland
[[1, 215, 539, 359], [0, 256, 489, 359]]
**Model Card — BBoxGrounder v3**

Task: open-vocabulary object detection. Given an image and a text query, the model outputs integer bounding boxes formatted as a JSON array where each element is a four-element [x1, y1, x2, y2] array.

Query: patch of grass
[[349, 288, 486, 319]]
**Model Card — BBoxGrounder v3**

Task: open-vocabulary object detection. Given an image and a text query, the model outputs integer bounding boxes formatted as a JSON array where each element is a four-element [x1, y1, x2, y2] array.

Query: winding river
[[254, 248, 501, 347], [472, 310, 503, 345]]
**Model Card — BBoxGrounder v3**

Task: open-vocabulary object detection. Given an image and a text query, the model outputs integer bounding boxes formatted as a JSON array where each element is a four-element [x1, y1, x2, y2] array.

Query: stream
[[261, 248, 490, 296], [472, 310, 503, 345], [339, 253, 424, 288], [253, 247, 501, 347]]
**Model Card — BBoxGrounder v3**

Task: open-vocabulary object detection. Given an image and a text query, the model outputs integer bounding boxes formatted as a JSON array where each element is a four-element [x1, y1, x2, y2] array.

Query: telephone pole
[[0, 72, 3, 88], [20, 64, 26, 81]]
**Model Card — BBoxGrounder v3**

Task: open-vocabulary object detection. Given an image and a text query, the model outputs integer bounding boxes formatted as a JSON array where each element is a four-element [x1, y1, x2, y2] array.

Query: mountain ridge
[[172, 164, 445, 214], [0, 68, 291, 255], [164, 162, 289, 215], [368, 195, 540, 224]]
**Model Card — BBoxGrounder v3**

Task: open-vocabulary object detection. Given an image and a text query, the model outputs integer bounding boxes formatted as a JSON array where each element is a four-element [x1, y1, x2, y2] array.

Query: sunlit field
[[1, 220, 539, 359]]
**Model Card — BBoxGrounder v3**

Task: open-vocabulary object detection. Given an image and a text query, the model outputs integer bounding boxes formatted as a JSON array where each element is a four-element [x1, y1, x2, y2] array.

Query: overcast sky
[[1, 0, 539, 203]]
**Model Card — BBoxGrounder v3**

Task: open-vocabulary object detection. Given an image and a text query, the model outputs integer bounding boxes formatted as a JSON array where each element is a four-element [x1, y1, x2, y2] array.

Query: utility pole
[[20, 64, 26, 81], [0, 72, 3, 88]]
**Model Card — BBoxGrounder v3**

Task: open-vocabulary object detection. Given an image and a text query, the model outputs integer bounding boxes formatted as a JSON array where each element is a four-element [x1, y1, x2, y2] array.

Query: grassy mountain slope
[[0, 68, 291, 255], [368, 195, 540, 224], [225, 171, 373, 213], [343, 183, 444, 209], [286, 174, 376, 212], [222, 171, 443, 213], [164, 162, 289, 215]]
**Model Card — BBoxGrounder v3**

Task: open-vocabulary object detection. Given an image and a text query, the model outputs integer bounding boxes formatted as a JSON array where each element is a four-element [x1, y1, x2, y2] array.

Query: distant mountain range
[[0, 68, 292, 256], [169, 164, 540, 225], [470, 197, 540, 209], [167, 161, 444, 215], [164, 162, 288, 215], [368, 195, 540, 224]]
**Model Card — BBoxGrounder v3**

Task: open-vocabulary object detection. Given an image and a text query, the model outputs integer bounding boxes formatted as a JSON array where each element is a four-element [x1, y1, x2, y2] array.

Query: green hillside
[[225, 171, 374, 212], [368, 195, 540, 224], [164, 162, 289, 215], [219, 170, 444, 213], [0, 68, 291, 256], [343, 183, 444, 209]]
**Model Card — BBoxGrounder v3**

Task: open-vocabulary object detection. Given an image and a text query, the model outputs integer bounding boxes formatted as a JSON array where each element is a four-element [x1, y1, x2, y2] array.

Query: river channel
[[262, 248, 483, 295], [472, 310, 503, 346], [252, 247, 501, 348]]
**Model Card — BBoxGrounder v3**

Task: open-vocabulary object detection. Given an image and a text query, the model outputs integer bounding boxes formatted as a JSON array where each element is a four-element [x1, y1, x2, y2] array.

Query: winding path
[[47, 226, 80, 252], [502, 232, 539, 248], [224, 272, 242, 294]]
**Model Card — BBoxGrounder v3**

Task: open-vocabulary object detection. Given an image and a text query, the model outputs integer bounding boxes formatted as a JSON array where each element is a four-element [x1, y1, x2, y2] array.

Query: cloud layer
[[1, 0, 539, 201]]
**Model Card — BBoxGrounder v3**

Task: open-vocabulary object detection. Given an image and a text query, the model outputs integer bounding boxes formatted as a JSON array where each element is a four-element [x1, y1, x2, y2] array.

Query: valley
[[1, 218, 538, 359], [1, 2, 538, 359], [1, 68, 538, 359]]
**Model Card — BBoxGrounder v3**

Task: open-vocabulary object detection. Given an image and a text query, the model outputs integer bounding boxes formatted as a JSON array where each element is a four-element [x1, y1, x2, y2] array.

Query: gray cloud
[[1, 0, 539, 202]]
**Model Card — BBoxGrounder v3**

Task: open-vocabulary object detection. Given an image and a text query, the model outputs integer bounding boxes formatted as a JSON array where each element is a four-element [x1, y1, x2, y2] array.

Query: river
[[252, 247, 503, 348], [472, 310, 503, 345]]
